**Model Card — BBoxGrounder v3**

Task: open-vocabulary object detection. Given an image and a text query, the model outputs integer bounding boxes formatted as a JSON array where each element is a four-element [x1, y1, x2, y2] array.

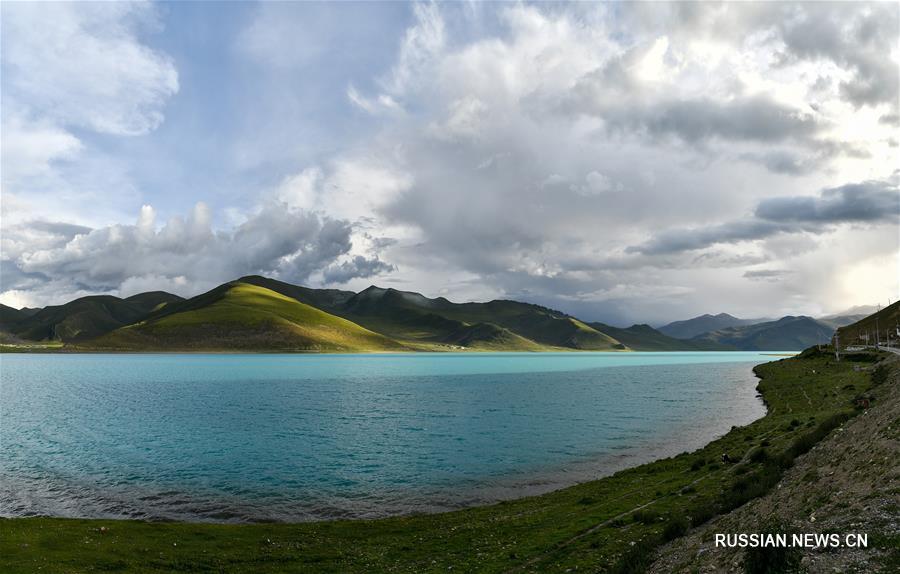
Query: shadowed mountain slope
[[588, 322, 730, 351], [0, 304, 30, 331], [658, 313, 758, 339], [5, 293, 184, 342], [689, 315, 834, 351]]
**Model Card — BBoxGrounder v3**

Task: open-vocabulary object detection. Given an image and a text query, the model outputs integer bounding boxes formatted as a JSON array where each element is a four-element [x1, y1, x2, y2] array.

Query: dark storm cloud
[[741, 151, 813, 176], [568, 50, 825, 148], [322, 255, 395, 284], [0, 259, 50, 291], [755, 180, 900, 224], [629, 178, 899, 255], [743, 269, 792, 282], [621, 96, 820, 144], [626, 220, 788, 256]]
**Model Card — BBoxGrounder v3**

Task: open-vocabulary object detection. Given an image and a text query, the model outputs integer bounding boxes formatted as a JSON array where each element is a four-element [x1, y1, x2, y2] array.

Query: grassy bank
[[0, 350, 882, 573]]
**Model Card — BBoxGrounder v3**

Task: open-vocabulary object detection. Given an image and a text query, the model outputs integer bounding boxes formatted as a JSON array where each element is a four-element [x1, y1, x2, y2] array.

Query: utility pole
[[834, 331, 840, 361]]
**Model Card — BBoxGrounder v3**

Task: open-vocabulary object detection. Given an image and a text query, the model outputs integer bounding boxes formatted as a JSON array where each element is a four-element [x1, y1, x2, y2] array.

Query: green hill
[[6, 292, 183, 342], [87, 282, 405, 352], [836, 301, 900, 348], [441, 322, 546, 351]]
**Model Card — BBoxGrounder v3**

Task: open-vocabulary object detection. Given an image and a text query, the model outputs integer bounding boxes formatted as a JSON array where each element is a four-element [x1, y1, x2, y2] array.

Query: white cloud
[[1, 2, 180, 228], [1, 2, 178, 136], [0, 115, 83, 183]]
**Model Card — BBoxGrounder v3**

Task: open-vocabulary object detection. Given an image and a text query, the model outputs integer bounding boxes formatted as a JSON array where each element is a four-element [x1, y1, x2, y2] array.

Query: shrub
[[690, 458, 706, 471], [689, 500, 718, 527], [743, 519, 801, 574], [785, 412, 850, 461], [662, 515, 690, 542], [632, 509, 661, 525], [609, 536, 662, 574], [748, 447, 770, 464], [872, 364, 889, 385], [721, 462, 783, 512]]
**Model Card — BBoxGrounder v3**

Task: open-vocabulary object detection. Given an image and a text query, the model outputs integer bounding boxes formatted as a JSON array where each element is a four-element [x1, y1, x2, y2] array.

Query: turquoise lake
[[0, 352, 780, 522]]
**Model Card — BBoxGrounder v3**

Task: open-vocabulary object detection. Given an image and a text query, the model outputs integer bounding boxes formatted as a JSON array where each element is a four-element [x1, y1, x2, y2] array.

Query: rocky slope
[[648, 354, 900, 573]]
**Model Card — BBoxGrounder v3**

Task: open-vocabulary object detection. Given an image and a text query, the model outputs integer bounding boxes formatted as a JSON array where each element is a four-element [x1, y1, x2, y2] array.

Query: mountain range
[[0, 275, 866, 352]]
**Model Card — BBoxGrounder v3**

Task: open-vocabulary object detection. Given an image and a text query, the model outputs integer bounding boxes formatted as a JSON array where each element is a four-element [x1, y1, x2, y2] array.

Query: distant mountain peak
[[658, 312, 753, 340]]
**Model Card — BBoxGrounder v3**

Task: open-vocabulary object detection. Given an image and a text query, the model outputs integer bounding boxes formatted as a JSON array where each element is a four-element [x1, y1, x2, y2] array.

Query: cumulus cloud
[[1, 202, 395, 305], [774, 2, 899, 108]]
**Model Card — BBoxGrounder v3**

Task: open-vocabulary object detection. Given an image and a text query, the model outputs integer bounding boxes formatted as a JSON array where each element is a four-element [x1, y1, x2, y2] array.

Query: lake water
[[0, 352, 777, 522]]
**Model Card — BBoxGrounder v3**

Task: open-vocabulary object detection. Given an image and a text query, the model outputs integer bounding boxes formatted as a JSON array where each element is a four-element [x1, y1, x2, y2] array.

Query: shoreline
[[0, 345, 800, 355], [0, 349, 878, 573]]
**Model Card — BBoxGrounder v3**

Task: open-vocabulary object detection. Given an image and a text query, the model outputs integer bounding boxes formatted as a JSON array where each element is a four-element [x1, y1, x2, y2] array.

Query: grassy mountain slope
[[336, 286, 625, 350], [237, 275, 357, 310], [658, 313, 757, 339], [87, 282, 405, 352], [241, 278, 624, 350], [441, 322, 546, 351], [8, 292, 183, 342], [817, 314, 868, 329], [690, 315, 833, 351], [836, 300, 900, 348], [589, 322, 730, 351]]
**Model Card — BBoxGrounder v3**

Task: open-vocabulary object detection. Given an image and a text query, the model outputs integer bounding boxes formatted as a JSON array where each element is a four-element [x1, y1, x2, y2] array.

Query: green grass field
[[0, 350, 884, 573]]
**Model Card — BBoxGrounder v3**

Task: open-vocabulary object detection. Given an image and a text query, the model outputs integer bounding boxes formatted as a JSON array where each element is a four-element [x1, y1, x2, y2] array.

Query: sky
[[1, 1, 898, 325]]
